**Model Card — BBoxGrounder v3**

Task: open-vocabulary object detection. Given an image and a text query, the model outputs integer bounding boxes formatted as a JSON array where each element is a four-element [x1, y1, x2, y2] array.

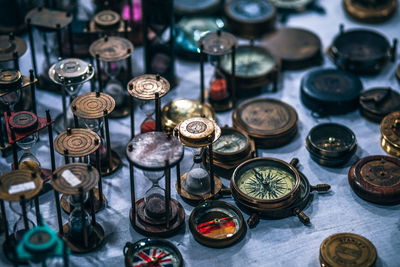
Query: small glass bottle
[[183, 154, 211, 196], [209, 67, 229, 104]]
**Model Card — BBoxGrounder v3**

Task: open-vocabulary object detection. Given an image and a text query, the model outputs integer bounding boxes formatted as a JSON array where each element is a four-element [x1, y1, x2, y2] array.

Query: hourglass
[[48, 58, 94, 134], [16, 220, 69, 266], [51, 163, 104, 253], [126, 131, 185, 236], [0, 33, 27, 70], [71, 91, 121, 176], [0, 169, 43, 264], [127, 74, 170, 134], [199, 30, 238, 112], [87, 9, 131, 36], [54, 128, 105, 214], [174, 117, 223, 205], [89, 36, 133, 118]]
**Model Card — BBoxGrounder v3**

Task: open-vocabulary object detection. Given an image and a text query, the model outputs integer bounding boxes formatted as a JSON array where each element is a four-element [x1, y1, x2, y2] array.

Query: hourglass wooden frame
[[173, 117, 223, 205], [0, 169, 43, 264], [199, 30, 238, 111], [53, 127, 106, 214], [89, 35, 134, 118], [70, 91, 121, 177], [126, 132, 185, 237], [0, 69, 38, 153], [51, 163, 105, 253]]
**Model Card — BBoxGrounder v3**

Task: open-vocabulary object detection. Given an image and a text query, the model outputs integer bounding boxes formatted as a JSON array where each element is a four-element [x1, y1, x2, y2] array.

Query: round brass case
[[359, 88, 400, 123], [380, 111, 400, 157], [343, 0, 397, 23]]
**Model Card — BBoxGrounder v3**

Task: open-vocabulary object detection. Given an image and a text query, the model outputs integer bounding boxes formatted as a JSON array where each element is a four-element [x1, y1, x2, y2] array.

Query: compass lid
[[127, 74, 170, 100], [198, 30, 237, 56], [0, 35, 27, 62], [71, 91, 115, 119], [49, 58, 94, 85], [176, 117, 221, 147], [52, 163, 99, 194], [380, 111, 400, 149], [0, 170, 43, 202], [89, 36, 133, 62], [343, 0, 397, 23], [359, 88, 400, 123]]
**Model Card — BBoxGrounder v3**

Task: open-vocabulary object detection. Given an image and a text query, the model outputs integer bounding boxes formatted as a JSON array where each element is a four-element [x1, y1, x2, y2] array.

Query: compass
[[328, 26, 396, 75], [211, 127, 255, 170], [189, 200, 246, 248], [380, 111, 400, 157], [359, 88, 400, 123], [306, 123, 357, 167], [343, 0, 397, 23], [220, 45, 279, 91], [230, 157, 301, 227], [124, 238, 183, 267], [174, 0, 222, 16], [224, 0, 276, 39], [269, 0, 316, 12], [348, 155, 400, 204]]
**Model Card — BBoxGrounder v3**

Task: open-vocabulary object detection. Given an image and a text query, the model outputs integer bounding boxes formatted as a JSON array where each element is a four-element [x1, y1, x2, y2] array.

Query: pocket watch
[[175, 17, 225, 59], [343, 0, 397, 23], [232, 98, 298, 148], [189, 200, 246, 248], [348, 155, 400, 204], [230, 157, 301, 227], [328, 25, 396, 75], [161, 99, 216, 133], [320, 233, 377, 267], [211, 127, 256, 170], [174, 0, 222, 16], [124, 238, 183, 267], [300, 68, 363, 117], [261, 27, 322, 70], [380, 111, 400, 157], [306, 123, 357, 167], [224, 0, 276, 39], [359, 88, 400, 123], [220, 45, 279, 91]]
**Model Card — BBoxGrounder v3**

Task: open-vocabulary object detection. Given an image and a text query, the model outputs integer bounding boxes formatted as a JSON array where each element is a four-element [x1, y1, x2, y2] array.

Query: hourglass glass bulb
[[183, 154, 211, 196], [140, 100, 156, 133], [65, 83, 83, 98], [17, 133, 41, 173], [0, 90, 21, 111], [83, 118, 104, 133]]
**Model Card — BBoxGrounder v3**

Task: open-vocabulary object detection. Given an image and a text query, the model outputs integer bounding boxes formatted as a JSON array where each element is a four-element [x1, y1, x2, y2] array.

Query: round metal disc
[[49, 58, 94, 85], [8, 111, 38, 132], [127, 74, 170, 100], [94, 10, 120, 29], [0, 170, 43, 202], [176, 117, 221, 147], [198, 31, 238, 56], [320, 233, 377, 267], [52, 163, 99, 195], [381, 111, 400, 147], [54, 128, 100, 157], [0, 69, 22, 89], [25, 7, 73, 30], [0, 35, 27, 62], [126, 132, 184, 171], [71, 92, 115, 119], [89, 36, 133, 62]]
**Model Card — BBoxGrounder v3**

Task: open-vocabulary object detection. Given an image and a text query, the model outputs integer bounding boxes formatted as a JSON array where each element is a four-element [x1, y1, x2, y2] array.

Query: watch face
[[221, 46, 275, 78], [228, 0, 275, 22], [236, 162, 297, 200], [213, 130, 247, 154], [128, 239, 183, 267]]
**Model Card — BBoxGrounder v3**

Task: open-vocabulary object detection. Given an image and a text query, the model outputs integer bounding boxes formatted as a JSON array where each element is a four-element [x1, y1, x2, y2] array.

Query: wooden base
[[61, 188, 106, 214], [62, 222, 105, 253], [130, 198, 185, 237], [176, 174, 222, 205], [101, 150, 121, 177]]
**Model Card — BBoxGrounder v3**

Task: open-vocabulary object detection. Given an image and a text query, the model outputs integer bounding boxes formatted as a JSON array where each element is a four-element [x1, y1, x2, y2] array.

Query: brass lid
[[198, 30, 237, 56], [89, 36, 133, 62], [176, 117, 221, 147], [48, 58, 94, 85], [0, 35, 27, 62], [320, 233, 376, 267], [54, 128, 100, 157], [25, 7, 72, 30], [0, 69, 22, 90], [0, 170, 43, 202], [127, 74, 170, 100], [380, 111, 400, 153], [52, 163, 99, 194], [71, 91, 115, 119], [94, 10, 121, 29], [161, 99, 216, 132], [343, 0, 397, 23], [8, 111, 38, 133]]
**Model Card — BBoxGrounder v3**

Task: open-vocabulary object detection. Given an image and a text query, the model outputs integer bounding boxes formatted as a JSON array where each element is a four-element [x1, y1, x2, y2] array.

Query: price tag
[[62, 170, 81, 187], [8, 181, 36, 195]]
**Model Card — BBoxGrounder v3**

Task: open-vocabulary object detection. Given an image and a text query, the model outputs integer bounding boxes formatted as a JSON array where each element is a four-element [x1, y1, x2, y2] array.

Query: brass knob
[[310, 184, 331, 193]]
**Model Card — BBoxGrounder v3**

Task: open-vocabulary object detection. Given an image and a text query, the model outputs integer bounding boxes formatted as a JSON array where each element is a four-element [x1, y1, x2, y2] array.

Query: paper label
[[62, 170, 81, 187], [8, 181, 36, 194]]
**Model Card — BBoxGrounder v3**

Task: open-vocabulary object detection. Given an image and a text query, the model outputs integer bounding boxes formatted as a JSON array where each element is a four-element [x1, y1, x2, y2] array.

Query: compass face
[[237, 165, 296, 200], [309, 123, 356, 153], [129, 239, 182, 267], [214, 131, 247, 153], [221, 46, 275, 78]]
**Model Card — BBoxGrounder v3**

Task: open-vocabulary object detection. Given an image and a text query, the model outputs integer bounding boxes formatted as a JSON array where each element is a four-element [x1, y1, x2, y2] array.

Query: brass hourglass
[[71, 91, 121, 176], [89, 36, 133, 118]]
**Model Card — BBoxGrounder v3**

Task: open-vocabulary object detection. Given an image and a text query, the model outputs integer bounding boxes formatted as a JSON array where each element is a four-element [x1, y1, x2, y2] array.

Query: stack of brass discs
[[174, 117, 221, 148], [320, 233, 377, 267], [343, 0, 397, 23], [359, 88, 400, 123], [162, 99, 216, 133], [71, 92, 115, 120], [127, 74, 170, 100], [232, 98, 298, 148], [380, 111, 400, 157]]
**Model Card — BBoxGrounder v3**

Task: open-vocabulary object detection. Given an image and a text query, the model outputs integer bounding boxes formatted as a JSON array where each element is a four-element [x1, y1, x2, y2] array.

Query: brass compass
[[380, 111, 400, 157], [343, 0, 397, 23], [359, 88, 400, 123]]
